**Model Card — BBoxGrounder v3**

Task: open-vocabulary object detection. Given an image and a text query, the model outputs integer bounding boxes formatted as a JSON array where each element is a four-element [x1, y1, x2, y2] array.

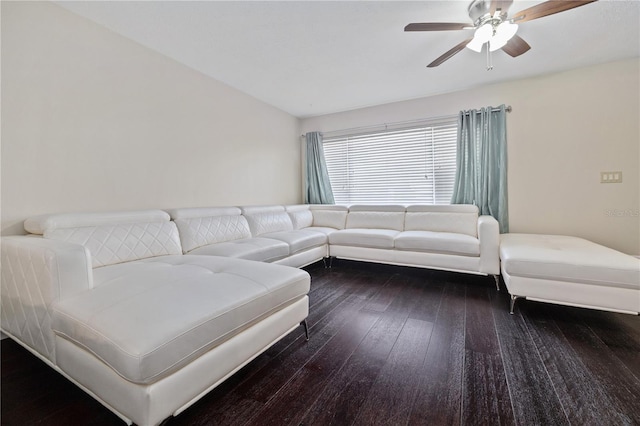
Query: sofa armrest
[[477, 215, 500, 275], [1, 236, 93, 363]]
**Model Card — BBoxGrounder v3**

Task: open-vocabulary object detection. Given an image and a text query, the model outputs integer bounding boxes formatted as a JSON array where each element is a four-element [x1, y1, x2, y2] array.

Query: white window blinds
[[323, 118, 458, 205]]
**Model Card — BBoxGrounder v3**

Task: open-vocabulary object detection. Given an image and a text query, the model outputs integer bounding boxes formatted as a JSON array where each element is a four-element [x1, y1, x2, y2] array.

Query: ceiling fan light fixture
[[466, 37, 485, 52], [473, 23, 494, 44], [466, 22, 493, 52], [490, 21, 518, 51]]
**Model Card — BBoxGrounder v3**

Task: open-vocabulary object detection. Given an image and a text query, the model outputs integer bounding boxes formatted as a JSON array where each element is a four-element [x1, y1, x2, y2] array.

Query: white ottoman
[[500, 234, 640, 315]]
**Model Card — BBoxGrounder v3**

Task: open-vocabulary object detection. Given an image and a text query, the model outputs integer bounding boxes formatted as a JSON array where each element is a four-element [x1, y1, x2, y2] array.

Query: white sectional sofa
[[1, 203, 500, 425], [166, 203, 500, 278]]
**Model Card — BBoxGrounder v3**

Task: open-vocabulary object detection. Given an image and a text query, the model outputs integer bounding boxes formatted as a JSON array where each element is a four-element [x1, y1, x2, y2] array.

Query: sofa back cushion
[[309, 205, 348, 229], [285, 205, 314, 230], [346, 205, 406, 231], [25, 209, 170, 235], [241, 205, 294, 236], [166, 206, 240, 221], [33, 210, 182, 268], [405, 205, 478, 237], [169, 207, 251, 253]]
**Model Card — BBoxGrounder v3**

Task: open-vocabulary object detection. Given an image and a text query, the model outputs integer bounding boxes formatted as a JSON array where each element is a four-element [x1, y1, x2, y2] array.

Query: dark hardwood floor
[[2, 260, 639, 425]]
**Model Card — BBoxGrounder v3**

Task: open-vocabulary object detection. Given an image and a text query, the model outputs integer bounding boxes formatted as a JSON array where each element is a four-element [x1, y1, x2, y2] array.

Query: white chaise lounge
[[500, 233, 640, 315], [1, 210, 310, 426]]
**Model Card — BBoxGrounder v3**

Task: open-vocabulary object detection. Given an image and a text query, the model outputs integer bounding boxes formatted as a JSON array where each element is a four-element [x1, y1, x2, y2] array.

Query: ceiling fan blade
[[490, 0, 514, 15], [405, 22, 471, 32], [502, 35, 531, 57], [512, 0, 597, 23], [427, 38, 474, 68]]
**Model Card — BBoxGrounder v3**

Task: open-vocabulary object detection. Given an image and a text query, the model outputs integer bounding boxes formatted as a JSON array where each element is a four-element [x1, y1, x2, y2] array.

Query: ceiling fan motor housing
[[468, 0, 508, 25]]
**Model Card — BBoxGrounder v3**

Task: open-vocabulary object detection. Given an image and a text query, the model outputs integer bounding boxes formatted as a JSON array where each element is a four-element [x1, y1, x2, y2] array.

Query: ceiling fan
[[405, 0, 597, 68]]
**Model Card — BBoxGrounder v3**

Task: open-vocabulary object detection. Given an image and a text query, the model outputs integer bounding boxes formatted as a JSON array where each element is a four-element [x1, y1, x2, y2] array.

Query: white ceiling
[[56, 1, 639, 118]]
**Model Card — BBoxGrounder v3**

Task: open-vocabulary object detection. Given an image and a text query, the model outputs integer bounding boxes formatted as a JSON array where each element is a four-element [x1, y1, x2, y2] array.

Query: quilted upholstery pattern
[[175, 215, 251, 253], [1, 237, 92, 363], [44, 222, 182, 268], [2, 243, 55, 361]]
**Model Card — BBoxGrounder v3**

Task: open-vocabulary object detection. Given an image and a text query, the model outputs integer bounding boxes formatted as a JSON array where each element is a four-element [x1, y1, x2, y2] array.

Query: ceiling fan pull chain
[[486, 43, 493, 71]]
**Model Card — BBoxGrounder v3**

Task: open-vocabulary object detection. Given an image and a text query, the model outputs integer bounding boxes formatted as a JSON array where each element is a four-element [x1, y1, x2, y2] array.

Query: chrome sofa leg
[[493, 274, 500, 291], [509, 295, 520, 315], [301, 320, 309, 341], [322, 257, 329, 268]]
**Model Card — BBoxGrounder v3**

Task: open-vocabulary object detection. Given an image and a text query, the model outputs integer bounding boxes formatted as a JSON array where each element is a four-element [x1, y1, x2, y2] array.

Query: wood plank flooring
[[2, 260, 639, 425]]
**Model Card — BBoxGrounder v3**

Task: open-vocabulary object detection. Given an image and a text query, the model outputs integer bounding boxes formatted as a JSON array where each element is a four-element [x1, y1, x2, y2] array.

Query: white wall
[[1, 2, 301, 236], [2, 3, 638, 255], [302, 59, 640, 255]]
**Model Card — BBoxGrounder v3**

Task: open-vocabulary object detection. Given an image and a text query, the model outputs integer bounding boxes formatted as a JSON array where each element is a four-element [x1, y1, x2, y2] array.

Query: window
[[322, 118, 458, 205]]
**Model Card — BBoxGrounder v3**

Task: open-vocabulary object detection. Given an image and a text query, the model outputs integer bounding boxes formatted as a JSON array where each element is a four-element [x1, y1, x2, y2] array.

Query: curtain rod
[[301, 105, 511, 138], [461, 105, 512, 115], [300, 115, 456, 138]]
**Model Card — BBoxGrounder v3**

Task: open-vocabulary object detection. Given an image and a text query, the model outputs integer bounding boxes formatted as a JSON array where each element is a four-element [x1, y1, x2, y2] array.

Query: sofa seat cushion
[[329, 229, 399, 249], [303, 226, 338, 236], [394, 231, 480, 256], [187, 237, 289, 262], [261, 230, 327, 254], [500, 234, 640, 289], [52, 255, 310, 384]]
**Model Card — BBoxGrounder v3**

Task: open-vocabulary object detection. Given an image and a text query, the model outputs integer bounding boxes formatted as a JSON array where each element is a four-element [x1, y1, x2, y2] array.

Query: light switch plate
[[601, 171, 622, 183]]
